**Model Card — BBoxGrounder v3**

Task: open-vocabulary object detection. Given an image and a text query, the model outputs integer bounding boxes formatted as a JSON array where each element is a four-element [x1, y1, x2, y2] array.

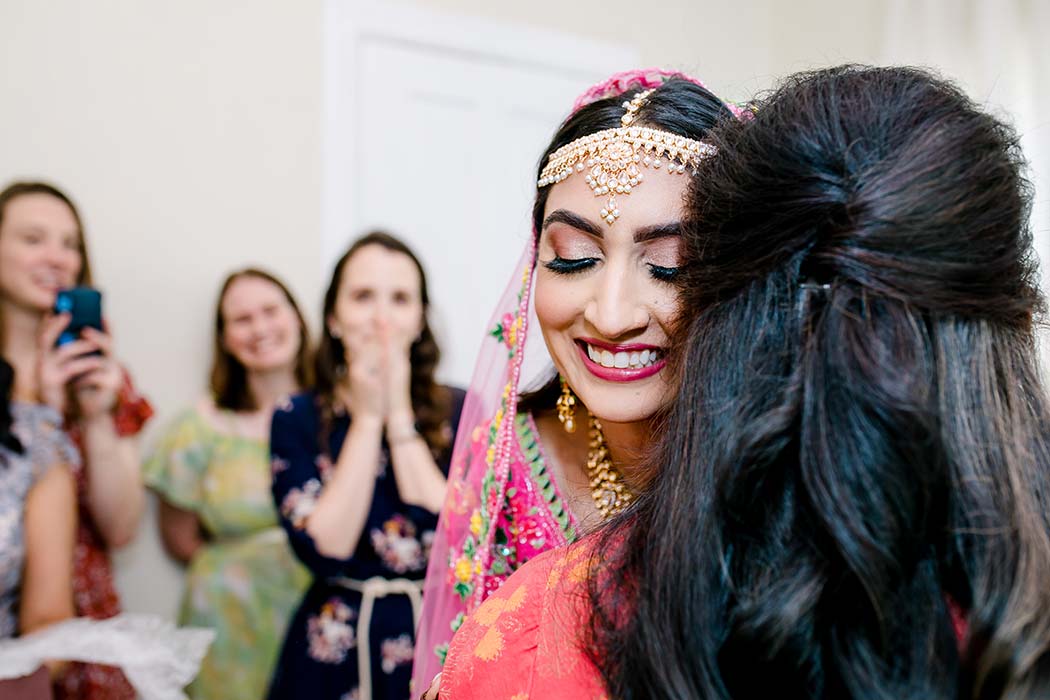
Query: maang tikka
[[538, 88, 716, 225]]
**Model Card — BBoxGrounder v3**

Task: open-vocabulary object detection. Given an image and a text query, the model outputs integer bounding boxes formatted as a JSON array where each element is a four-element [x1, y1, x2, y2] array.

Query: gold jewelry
[[538, 89, 716, 225], [556, 376, 577, 433], [587, 415, 633, 519]]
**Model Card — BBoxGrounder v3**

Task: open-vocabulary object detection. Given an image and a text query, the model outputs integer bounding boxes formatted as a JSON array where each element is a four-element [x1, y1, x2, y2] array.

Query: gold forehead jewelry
[[538, 89, 716, 225]]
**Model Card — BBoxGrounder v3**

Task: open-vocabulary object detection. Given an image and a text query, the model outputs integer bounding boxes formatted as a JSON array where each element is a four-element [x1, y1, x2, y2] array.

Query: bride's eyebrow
[[634, 222, 681, 243], [542, 209, 603, 238]]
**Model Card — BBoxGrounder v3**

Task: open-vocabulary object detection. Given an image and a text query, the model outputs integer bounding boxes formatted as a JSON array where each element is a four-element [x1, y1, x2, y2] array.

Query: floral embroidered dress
[[143, 403, 311, 700], [0, 403, 79, 638], [441, 542, 606, 699], [58, 372, 153, 700], [268, 389, 465, 700]]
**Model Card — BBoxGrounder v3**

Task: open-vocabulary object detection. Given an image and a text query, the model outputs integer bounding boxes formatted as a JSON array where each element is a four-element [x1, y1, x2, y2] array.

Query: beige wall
[[0, 1, 885, 617], [2, 0, 327, 617]]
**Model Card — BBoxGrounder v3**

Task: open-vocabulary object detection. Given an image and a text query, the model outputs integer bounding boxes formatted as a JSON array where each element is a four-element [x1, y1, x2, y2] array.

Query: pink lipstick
[[576, 338, 667, 382]]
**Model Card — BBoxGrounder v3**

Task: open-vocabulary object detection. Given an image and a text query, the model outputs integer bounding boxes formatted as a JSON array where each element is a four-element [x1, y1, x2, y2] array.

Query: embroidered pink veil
[[412, 68, 742, 692]]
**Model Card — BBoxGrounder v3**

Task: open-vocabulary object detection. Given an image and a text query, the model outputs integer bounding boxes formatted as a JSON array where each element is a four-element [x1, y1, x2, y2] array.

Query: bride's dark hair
[[589, 65, 1050, 699]]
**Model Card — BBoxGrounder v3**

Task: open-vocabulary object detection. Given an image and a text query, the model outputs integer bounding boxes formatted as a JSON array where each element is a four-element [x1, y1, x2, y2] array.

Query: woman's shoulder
[[164, 400, 214, 432], [10, 402, 79, 482]]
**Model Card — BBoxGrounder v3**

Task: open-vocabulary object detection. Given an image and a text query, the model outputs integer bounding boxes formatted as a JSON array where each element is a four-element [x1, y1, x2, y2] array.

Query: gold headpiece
[[538, 89, 716, 225]]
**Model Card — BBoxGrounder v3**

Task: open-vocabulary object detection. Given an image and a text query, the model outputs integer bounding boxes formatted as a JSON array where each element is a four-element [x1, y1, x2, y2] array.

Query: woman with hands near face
[[268, 232, 465, 700], [0, 182, 151, 700]]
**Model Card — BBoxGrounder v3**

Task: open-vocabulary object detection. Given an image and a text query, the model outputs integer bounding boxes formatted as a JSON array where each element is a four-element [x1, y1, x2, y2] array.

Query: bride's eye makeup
[[646, 264, 679, 282], [643, 235, 683, 283], [542, 228, 602, 275], [544, 256, 599, 274]]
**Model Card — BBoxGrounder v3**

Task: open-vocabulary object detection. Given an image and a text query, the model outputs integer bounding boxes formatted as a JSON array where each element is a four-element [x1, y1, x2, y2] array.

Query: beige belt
[[329, 576, 424, 699]]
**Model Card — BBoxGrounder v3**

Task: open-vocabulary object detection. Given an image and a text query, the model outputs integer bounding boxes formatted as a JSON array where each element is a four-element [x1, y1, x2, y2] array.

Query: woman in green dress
[[144, 268, 313, 700]]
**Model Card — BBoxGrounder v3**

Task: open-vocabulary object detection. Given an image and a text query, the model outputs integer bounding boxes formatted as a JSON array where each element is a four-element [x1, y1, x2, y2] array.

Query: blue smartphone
[[54, 287, 103, 348]]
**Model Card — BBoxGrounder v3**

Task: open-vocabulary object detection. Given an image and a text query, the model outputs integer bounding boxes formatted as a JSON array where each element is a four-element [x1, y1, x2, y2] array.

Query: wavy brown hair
[[210, 268, 312, 411], [315, 231, 452, 454]]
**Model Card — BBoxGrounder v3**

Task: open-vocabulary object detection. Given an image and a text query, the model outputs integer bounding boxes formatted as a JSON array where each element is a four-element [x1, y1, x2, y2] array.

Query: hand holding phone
[[36, 287, 119, 417], [54, 287, 103, 349]]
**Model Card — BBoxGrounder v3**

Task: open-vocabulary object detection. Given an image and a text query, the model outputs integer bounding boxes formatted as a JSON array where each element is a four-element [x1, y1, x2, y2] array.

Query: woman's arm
[[20, 463, 76, 635], [271, 398, 385, 570], [37, 322, 147, 549], [80, 414, 145, 548], [156, 498, 205, 563], [301, 414, 384, 559], [386, 408, 447, 513], [383, 334, 449, 512]]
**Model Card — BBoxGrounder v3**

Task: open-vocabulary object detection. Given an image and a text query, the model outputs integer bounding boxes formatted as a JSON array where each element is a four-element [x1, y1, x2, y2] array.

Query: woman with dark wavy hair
[[268, 232, 465, 700], [438, 65, 1050, 699]]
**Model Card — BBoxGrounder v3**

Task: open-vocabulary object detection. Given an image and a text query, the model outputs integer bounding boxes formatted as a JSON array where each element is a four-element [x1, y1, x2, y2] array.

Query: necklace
[[587, 415, 634, 519]]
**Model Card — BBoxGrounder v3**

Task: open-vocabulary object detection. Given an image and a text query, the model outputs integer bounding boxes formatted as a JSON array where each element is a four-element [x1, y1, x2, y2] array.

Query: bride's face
[[534, 164, 688, 427]]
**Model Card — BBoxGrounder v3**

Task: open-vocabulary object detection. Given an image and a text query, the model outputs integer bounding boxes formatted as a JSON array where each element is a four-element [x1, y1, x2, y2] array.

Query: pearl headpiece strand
[[538, 89, 716, 225]]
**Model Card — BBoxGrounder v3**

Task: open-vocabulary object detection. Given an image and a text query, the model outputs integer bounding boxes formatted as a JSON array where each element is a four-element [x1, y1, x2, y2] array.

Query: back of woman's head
[[591, 65, 1050, 699]]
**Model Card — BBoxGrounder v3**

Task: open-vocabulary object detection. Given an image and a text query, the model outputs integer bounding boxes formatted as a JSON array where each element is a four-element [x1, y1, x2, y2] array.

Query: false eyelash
[[543, 257, 599, 274], [648, 264, 680, 282]]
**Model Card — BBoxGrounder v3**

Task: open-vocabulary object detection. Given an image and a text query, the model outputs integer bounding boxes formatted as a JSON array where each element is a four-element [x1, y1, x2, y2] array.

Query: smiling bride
[[411, 68, 743, 694]]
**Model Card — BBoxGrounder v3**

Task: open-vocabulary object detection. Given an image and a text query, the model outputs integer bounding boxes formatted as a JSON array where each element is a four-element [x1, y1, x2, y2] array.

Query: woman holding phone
[[0, 181, 152, 700]]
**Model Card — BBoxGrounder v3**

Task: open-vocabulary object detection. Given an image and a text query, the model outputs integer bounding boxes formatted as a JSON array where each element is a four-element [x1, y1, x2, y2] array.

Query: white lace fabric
[[0, 614, 214, 700]]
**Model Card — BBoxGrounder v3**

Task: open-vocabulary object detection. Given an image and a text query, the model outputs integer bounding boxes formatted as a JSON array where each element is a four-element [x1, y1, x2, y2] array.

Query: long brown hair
[[0, 181, 94, 349], [315, 231, 451, 454], [210, 268, 312, 411]]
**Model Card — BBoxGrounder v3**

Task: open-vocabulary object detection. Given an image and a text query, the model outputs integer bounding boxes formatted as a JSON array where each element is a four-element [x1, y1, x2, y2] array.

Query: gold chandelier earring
[[556, 376, 577, 433]]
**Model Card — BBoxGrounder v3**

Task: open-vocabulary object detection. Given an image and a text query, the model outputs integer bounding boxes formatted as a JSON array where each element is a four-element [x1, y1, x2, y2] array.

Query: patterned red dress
[[55, 373, 153, 700]]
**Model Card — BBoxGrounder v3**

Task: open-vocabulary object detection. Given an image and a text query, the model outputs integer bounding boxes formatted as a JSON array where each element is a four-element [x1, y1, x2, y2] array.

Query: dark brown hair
[[210, 268, 312, 411], [315, 231, 452, 453], [590, 65, 1050, 699]]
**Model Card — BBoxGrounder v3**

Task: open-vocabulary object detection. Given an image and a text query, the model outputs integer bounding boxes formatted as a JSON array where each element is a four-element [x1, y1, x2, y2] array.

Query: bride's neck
[[596, 416, 652, 474]]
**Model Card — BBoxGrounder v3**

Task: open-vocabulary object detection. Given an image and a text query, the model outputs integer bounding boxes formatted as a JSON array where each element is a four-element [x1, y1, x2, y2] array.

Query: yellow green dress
[[144, 405, 311, 700]]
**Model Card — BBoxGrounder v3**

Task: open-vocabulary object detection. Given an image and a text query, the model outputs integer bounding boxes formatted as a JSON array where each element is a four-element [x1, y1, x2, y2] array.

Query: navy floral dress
[[268, 389, 465, 700]]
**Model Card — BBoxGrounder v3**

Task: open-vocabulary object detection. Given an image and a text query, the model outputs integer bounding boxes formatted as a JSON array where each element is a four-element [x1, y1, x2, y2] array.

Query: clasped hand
[[338, 323, 414, 424]]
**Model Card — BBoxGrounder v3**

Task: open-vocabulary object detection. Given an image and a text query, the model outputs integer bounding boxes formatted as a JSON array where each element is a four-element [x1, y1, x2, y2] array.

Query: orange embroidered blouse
[[440, 542, 607, 699]]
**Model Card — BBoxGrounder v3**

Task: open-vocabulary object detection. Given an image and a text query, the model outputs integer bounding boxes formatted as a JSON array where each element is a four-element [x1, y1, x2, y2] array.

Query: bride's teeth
[[585, 344, 663, 369]]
